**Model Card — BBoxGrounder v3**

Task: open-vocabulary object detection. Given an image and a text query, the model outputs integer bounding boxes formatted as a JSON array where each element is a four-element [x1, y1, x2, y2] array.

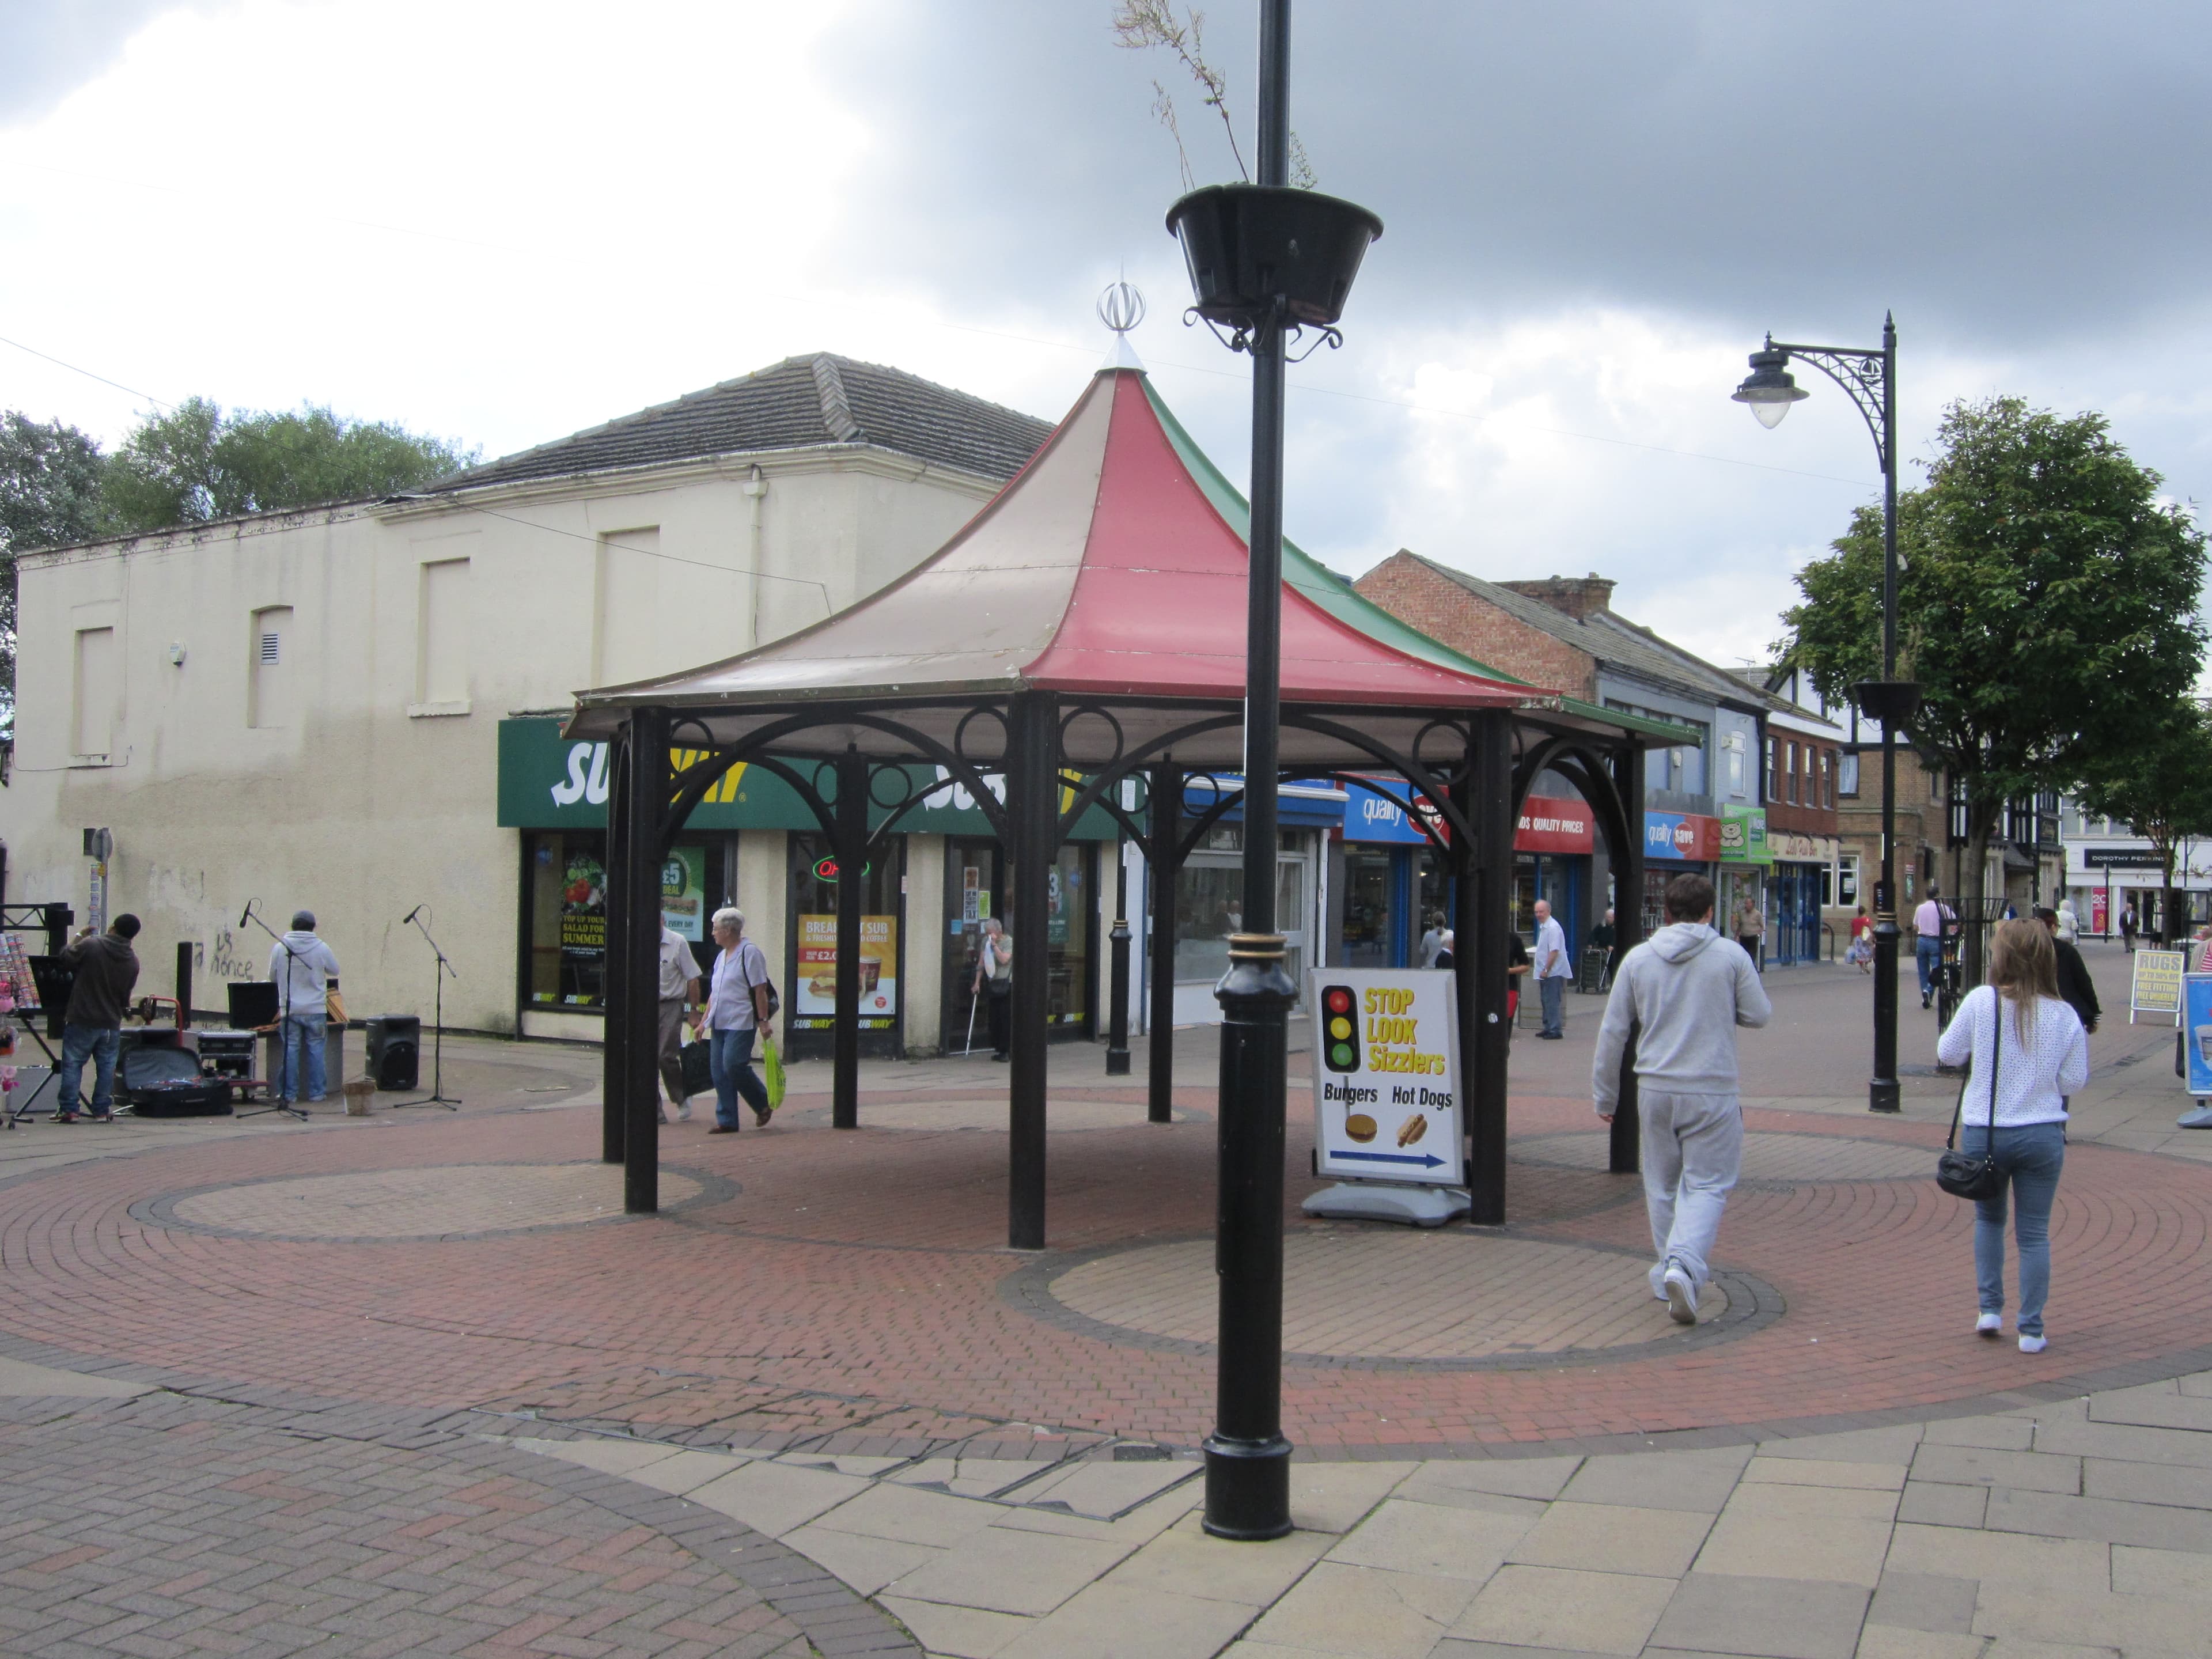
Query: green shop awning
[[498, 717, 1123, 839]]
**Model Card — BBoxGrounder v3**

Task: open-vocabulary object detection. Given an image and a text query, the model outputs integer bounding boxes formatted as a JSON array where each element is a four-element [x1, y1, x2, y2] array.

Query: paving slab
[[1896, 1483, 1988, 1529], [1740, 1456, 1907, 1493], [809, 1484, 1003, 1548], [1452, 1563, 1676, 1656], [886, 1524, 1133, 1618], [1288, 1462, 1418, 1534], [1865, 1570, 1980, 1635], [1696, 1512, 1893, 1588], [1984, 1486, 2212, 1550], [878, 1596, 1029, 1659], [1556, 1447, 1755, 1514], [1885, 1524, 2110, 1590], [993, 1581, 1254, 1659], [1909, 1445, 2081, 1494], [1244, 1560, 1478, 1659], [1099, 1512, 1331, 1608], [1647, 1573, 1870, 1659], [1852, 1631, 1987, 1659], [1506, 1501, 1712, 1578], [687, 1461, 877, 1537], [1324, 1497, 1533, 1582], [783, 1525, 945, 1596], [1918, 1415, 2036, 1451]]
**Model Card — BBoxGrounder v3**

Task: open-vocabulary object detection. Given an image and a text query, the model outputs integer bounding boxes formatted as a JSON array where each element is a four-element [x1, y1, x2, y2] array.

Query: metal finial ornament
[[1098, 281, 1146, 334]]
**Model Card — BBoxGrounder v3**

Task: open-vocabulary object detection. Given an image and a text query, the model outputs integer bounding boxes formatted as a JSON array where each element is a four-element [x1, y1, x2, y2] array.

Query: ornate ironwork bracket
[[1771, 339, 1889, 472]]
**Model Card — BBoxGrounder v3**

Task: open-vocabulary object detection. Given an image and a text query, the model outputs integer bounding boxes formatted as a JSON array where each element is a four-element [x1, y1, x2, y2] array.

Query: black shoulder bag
[[1937, 993, 2006, 1201]]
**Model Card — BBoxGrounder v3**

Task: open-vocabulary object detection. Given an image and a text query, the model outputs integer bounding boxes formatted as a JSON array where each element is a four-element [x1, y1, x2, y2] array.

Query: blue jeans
[[280, 1011, 328, 1101], [1962, 1122, 2066, 1337], [58, 1024, 122, 1116], [1539, 975, 1565, 1036], [710, 1027, 770, 1127], [1916, 938, 1942, 998]]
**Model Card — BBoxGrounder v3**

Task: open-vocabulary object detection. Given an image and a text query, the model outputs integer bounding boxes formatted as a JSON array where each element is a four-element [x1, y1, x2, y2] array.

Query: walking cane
[[963, 974, 980, 1057]]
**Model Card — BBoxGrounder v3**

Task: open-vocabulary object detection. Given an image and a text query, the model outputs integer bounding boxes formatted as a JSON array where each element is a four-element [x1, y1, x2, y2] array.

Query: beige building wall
[[2, 449, 1002, 1036]]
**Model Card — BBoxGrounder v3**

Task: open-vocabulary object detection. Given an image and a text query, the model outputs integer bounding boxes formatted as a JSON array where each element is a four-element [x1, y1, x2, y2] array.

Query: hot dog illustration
[[1395, 1113, 1427, 1147]]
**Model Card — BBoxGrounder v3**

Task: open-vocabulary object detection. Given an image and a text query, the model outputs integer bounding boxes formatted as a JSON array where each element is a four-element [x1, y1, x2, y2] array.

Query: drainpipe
[[743, 464, 768, 647]]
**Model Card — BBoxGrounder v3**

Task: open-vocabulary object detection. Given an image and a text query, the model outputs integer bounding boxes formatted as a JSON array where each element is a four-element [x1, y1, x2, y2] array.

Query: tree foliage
[[2073, 698, 2212, 928], [1782, 395, 2207, 963], [0, 412, 109, 722], [101, 399, 475, 534]]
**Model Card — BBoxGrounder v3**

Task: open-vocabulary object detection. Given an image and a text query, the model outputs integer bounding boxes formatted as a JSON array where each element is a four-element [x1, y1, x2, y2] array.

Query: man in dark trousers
[[54, 914, 142, 1123], [2036, 906, 2100, 1035]]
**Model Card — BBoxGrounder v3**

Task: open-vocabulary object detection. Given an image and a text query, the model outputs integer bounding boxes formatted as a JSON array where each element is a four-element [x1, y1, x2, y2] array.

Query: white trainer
[[2019, 1334, 2048, 1354], [1662, 1262, 1698, 1326], [1976, 1312, 2002, 1336]]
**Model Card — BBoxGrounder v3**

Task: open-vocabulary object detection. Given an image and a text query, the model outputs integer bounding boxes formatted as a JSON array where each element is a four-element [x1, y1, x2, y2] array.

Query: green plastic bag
[[762, 1037, 785, 1112]]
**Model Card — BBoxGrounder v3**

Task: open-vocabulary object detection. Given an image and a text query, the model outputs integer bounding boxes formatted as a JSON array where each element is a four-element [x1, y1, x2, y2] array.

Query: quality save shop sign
[[1644, 810, 1722, 862], [1309, 968, 1464, 1186]]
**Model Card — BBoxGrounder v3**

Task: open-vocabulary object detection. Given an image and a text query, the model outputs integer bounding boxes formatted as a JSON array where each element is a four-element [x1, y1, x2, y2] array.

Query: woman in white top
[[698, 907, 775, 1131], [1935, 919, 2089, 1353]]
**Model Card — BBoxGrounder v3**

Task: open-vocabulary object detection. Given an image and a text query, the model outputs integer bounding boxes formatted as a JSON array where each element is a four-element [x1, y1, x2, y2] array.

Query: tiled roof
[[1406, 555, 1772, 710], [434, 354, 1055, 492]]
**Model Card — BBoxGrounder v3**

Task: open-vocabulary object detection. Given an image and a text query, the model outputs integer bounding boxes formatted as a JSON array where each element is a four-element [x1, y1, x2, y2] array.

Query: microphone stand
[[235, 901, 308, 1122], [394, 908, 461, 1109]]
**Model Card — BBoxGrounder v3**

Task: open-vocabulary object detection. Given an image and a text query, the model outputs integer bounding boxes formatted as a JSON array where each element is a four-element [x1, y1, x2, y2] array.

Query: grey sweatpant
[[1640, 1090, 1743, 1294]]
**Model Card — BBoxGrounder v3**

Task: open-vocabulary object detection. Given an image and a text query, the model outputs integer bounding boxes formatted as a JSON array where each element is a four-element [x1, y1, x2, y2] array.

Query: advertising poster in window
[[1309, 968, 1464, 1186], [796, 914, 900, 1025], [661, 846, 706, 940], [559, 848, 607, 990]]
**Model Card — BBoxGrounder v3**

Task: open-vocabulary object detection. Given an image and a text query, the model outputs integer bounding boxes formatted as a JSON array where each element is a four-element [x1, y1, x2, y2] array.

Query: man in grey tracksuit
[[1592, 872, 1771, 1325]]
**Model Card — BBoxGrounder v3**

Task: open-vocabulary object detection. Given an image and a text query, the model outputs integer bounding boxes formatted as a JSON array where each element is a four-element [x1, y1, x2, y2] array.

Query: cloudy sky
[[3, 1, 2208, 666]]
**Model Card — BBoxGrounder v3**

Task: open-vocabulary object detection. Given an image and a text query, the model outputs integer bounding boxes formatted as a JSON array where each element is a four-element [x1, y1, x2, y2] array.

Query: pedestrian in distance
[[270, 911, 340, 1105], [700, 907, 775, 1131], [2034, 907, 2099, 1036], [1589, 907, 1618, 991], [1592, 873, 1771, 1327], [1936, 919, 2088, 1353], [53, 914, 142, 1123], [1846, 904, 1874, 972], [1913, 885, 1955, 1009], [1733, 894, 1766, 972], [975, 916, 1013, 1061], [1532, 899, 1571, 1039], [656, 923, 702, 1124], [1432, 929, 1455, 971], [2055, 900, 2082, 944], [2121, 901, 2139, 954], [1418, 912, 1446, 970]]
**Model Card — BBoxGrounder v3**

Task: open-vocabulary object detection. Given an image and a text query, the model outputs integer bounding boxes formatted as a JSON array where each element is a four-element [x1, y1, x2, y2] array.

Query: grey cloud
[[821, 2, 2212, 349]]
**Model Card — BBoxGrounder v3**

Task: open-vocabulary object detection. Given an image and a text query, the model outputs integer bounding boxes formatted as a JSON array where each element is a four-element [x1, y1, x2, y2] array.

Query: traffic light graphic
[[1320, 985, 1360, 1073]]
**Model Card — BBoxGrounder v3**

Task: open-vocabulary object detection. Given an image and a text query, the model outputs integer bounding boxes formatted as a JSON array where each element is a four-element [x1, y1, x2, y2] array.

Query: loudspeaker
[[366, 1016, 419, 1090]]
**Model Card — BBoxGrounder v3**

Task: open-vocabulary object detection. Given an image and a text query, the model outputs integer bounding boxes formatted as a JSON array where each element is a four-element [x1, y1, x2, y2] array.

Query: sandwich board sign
[[2131, 949, 2185, 1026], [1309, 968, 1465, 1199]]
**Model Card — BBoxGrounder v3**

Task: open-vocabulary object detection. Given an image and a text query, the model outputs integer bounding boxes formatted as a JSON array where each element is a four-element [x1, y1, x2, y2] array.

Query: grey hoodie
[[1592, 922, 1770, 1111]]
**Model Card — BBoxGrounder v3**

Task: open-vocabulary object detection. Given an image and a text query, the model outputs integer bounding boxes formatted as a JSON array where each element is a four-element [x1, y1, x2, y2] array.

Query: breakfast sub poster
[[795, 914, 900, 1022], [1310, 968, 1465, 1185]]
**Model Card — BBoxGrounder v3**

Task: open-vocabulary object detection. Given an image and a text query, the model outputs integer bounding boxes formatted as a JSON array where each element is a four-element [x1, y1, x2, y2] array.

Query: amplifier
[[195, 1029, 258, 1081], [366, 1016, 419, 1091]]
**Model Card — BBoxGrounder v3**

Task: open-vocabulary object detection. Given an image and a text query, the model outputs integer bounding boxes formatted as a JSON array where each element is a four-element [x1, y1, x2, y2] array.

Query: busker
[[700, 908, 775, 1132], [270, 911, 340, 1105], [54, 914, 142, 1123], [1532, 899, 1572, 1040], [1592, 873, 1771, 1326], [1936, 919, 2088, 1353], [657, 923, 702, 1124], [975, 917, 1013, 1062]]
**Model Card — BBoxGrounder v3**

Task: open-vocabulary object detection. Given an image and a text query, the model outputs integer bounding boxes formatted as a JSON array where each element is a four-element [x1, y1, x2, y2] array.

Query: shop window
[[249, 606, 291, 729], [1763, 736, 1776, 802], [1785, 742, 1798, 804], [1343, 849, 1396, 968], [525, 832, 608, 1007], [72, 626, 116, 757], [789, 834, 903, 1033], [1820, 749, 1833, 808]]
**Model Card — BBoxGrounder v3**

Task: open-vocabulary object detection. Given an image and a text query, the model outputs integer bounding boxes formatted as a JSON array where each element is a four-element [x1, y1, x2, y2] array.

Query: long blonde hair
[[1987, 918, 2059, 1047]]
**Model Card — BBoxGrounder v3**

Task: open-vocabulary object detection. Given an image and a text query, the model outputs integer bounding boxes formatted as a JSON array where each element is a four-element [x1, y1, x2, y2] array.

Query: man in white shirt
[[1533, 899, 1573, 1040], [656, 925, 702, 1124], [268, 911, 340, 1104], [1912, 887, 1952, 1009]]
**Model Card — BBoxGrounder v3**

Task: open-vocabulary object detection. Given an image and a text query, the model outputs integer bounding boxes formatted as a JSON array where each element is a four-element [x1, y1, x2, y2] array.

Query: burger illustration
[[1344, 1112, 1378, 1143]]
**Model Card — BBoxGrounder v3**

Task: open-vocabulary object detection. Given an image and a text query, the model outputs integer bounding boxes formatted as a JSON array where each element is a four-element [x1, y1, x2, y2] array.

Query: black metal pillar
[[1147, 763, 1181, 1123], [601, 730, 630, 1166], [834, 748, 866, 1131], [1466, 717, 1513, 1225], [1008, 693, 1056, 1249], [623, 710, 667, 1213], [1609, 740, 1646, 1175], [1204, 0, 1296, 1543], [1870, 316, 1903, 1114], [1106, 837, 1132, 1075]]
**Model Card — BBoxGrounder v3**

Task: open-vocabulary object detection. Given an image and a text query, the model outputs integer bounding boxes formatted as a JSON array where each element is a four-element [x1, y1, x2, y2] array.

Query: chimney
[[1500, 572, 1615, 620]]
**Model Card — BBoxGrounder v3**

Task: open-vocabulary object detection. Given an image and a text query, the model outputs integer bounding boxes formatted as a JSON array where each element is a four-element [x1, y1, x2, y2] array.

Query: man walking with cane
[[1592, 873, 1770, 1325]]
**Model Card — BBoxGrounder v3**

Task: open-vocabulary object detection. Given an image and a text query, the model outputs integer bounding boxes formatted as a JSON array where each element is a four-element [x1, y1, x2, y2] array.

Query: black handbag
[[1937, 995, 2006, 1201]]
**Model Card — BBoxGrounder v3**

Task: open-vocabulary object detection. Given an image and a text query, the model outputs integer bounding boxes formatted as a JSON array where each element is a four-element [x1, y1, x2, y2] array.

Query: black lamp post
[[1105, 846, 1132, 1076], [1733, 318, 1917, 1114], [1166, 0, 1380, 1541]]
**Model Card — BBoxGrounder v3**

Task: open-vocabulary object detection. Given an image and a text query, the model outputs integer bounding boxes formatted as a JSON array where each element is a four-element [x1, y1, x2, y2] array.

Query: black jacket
[[2053, 937, 2100, 1032], [59, 932, 139, 1028]]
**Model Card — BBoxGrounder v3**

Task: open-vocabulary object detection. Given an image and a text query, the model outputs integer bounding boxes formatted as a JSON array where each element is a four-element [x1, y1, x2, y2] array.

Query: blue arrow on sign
[[1337, 1150, 1447, 1169]]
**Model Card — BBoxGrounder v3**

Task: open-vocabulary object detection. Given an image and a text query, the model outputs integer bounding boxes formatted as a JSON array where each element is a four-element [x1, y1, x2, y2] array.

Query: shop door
[[1343, 848, 1395, 968], [944, 840, 1002, 1054]]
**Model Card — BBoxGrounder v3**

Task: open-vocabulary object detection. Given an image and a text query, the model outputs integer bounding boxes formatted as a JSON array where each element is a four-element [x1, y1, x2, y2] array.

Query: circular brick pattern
[[156, 1162, 707, 1241], [1025, 1232, 1776, 1368], [1514, 1129, 1932, 1183]]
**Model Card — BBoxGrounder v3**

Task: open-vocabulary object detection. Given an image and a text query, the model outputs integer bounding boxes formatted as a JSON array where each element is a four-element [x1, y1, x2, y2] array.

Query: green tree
[[101, 399, 475, 534], [0, 411, 109, 722], [2074, 699, 2212, 946], [1782, 396, 2207, 978]]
